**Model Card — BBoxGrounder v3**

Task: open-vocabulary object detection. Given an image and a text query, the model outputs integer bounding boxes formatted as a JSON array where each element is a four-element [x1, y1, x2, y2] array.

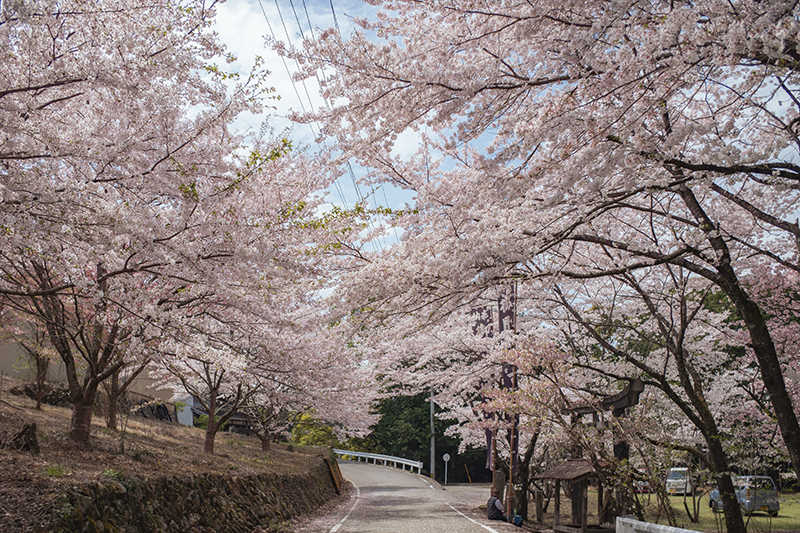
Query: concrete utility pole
[[430, 387, 435, 480]]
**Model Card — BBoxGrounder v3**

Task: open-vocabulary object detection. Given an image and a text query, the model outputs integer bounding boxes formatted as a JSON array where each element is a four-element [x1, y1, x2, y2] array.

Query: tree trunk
[[516, 431, 539, 521], [105, 372, 120, 430], [204, 425, 218, 454], [35, 355, 48, 410], [69, 400, 95, 445], [104, 360, 148, 431], [204, 389, 218, 455], [31, 260, 124, 446], [686, 356, 746, 533], [676, 184, 800, 482], [19, 338, 50, 411], [106, 397, 118, 430], [710, 467, 745, 533], [686, 364, 744, 530], [516, 462, 529, 520], [725, 280, 800, 480], [260, 431, 271, 452]]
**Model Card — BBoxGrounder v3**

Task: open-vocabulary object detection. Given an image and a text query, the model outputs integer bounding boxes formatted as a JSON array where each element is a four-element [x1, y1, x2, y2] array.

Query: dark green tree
[[349, 392, 490, 483]]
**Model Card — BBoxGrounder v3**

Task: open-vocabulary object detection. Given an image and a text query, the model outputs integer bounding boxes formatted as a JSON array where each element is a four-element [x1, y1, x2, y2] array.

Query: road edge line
[[448, 504, 502, 533], [329, 478, 360, 533]]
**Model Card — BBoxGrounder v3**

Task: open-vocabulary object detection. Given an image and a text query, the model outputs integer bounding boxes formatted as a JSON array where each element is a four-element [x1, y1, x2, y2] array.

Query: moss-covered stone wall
[[49, 458, 337, 532]]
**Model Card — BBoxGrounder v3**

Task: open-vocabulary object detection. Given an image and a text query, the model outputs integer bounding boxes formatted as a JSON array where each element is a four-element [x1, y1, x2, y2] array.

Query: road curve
[[292, 461, 522, 533]]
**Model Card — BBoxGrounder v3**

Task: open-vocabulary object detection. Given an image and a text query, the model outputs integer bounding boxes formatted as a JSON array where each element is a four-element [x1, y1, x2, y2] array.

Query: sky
[[214, 1, 397, 210], [215, 0, 373, 135], [213, 0, 419, 252]]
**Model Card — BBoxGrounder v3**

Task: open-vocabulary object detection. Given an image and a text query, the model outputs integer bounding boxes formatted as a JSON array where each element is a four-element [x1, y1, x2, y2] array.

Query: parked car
[[708, 476, 780, 517], [665, 467, 692, 495], [631, 469, 652, 493]]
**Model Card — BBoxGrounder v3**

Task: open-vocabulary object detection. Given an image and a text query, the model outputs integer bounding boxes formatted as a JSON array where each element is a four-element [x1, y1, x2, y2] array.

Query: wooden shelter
[[533, 458, 614, 533]]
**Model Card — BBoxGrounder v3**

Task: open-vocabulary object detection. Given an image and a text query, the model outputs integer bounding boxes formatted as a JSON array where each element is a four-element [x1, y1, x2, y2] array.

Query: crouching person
[[487, 490, 523, 526]]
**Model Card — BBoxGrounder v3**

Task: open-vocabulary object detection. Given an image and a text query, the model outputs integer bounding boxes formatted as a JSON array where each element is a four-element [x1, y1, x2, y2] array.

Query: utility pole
[[507, 367, 518, 520], [500, 283, 518, 520], [430, 387, 435, 480]]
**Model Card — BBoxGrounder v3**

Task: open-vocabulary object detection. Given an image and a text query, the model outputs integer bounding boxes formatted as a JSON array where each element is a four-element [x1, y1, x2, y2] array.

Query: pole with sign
[[443, 453, 450, 485]]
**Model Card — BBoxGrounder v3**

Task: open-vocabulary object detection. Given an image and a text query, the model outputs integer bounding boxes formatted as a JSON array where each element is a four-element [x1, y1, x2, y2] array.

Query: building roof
[[533, 459, 596, 481]]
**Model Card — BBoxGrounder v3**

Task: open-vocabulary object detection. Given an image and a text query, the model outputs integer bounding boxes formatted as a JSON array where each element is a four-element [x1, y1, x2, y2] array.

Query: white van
[[665, 467, 692, 495]]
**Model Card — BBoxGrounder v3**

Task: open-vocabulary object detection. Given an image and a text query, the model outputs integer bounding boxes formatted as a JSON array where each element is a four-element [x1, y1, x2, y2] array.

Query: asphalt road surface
[[291, 461, 523, 533]]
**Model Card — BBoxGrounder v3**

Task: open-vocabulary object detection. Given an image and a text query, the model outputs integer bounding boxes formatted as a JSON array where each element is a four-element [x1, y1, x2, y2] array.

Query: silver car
[[708, 476, 780, 517], [665, 467, 692, 495]]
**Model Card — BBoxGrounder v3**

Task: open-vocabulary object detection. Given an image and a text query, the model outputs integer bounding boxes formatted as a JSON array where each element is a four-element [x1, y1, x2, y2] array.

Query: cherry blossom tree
[[157, 333, 257, 454], [0, 0, 367, 447], [100, 358, 152, 431], [0, 309, 55, 410], [242, 386, 301, 452], [282, 2, 800, 531], [149, 269, 378, 454], [2, 261, 145, 443], [249, 312, 379, 445], [531, 270, 755, 525]]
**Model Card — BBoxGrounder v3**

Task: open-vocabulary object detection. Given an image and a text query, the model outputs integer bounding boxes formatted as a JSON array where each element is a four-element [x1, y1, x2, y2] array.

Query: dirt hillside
[[0, 376, 333, 533]]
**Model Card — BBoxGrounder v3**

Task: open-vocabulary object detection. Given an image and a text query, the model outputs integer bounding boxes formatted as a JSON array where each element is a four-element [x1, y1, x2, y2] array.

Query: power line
[[256, 0, 313, 129], [256, 0, 350, 211], [292, 0, 389, 251], [325, 0, 399, 249], [273, 0, 318, 113], [382, 182, 401, 243], [328, 0, 341, 35], [256, 0, 402, 250], [288, 0, 306, 40]]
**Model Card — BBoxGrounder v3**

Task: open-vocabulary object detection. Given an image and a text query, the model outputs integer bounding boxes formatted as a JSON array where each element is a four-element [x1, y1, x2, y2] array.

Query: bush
[[194, 414, 228, 431], [10, 383, 71, 407]]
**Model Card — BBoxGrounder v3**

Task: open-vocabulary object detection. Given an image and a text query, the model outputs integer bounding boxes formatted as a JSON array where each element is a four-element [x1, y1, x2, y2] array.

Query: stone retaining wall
[[49, 458, 337, 532]]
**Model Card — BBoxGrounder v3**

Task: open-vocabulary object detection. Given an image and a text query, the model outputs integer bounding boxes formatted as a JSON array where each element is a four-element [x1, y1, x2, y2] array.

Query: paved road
[[292, 461, 522, 533]]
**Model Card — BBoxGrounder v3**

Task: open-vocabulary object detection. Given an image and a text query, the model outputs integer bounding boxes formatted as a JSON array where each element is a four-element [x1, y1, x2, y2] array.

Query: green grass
[[101, 469, 125, 481], [562, 489, 800, 532], [44, 465, 65, 477], [663, 492, 800, 532]]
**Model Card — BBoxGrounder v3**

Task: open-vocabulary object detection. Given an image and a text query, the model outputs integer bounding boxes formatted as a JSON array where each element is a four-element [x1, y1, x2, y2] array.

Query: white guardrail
[[333, 449, 424, 475], [616, 516, 698, 533]]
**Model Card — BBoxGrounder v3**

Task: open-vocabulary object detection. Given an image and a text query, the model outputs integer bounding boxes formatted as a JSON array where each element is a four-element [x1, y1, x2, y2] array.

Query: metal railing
[[332, 449, 423, 475]]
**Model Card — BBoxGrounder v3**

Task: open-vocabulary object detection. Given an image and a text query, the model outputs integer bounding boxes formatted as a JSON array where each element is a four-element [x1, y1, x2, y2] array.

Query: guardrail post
[[332, 449, 424, 476]]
